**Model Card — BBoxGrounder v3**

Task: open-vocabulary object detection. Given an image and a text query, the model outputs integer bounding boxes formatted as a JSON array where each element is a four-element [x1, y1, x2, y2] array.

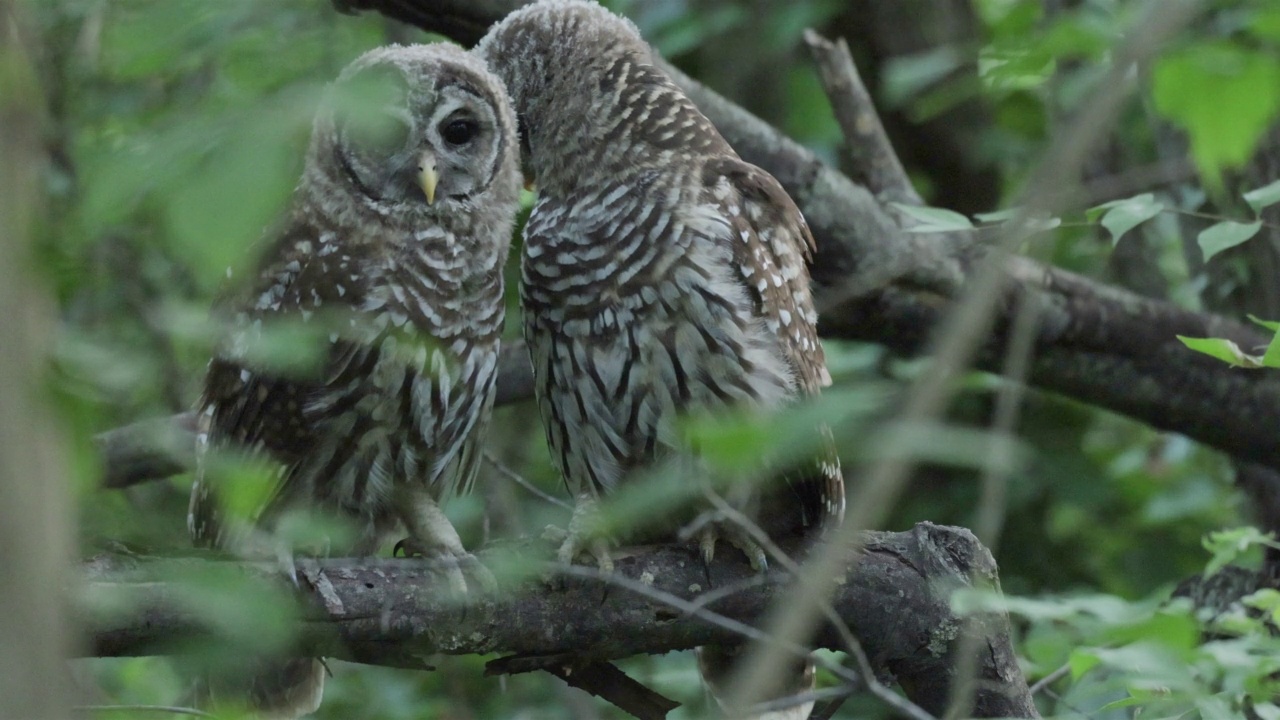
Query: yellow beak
[[418, 152, 438, 205]]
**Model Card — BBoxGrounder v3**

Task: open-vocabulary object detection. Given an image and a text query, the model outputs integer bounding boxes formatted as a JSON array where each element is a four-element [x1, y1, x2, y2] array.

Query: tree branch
[[802, 29, 921, 206], [80, 523, 1038, 718]]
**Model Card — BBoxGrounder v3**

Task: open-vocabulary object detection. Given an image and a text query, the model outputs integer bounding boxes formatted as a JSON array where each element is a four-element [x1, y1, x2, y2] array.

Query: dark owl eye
[[441, 118, 479, 145]]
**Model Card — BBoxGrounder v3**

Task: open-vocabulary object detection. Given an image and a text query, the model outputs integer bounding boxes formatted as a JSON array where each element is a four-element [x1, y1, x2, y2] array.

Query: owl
[[478, 0, 843, 715], [188, 43, 521, 717]]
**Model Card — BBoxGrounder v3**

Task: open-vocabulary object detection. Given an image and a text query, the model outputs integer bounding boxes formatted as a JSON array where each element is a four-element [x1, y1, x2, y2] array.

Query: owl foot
[[697, 520, 769, 574], [393, 486, 495, 597], [544, 494, 615, 584], [394, 537, 496, 597]]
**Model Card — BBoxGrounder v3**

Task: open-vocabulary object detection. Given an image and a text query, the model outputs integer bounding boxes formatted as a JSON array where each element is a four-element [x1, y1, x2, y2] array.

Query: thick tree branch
[[81, 523, 1037, 718]]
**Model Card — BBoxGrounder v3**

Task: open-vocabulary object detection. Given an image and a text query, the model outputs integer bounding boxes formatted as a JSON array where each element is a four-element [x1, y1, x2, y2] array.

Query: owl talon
[[394, 536, 489, 598], [697, 522, 768, 574], [555, 531, 614, 574], [550, 494, 615, 581]]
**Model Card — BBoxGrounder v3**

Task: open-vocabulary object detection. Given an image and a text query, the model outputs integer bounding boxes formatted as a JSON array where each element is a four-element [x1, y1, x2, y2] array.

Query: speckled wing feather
[[706, 157, 844, 526]]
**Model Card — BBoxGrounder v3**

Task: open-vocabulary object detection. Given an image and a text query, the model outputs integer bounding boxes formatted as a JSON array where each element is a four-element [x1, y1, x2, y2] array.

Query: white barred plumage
[[187, 42, 520, 718], [479, 2, 842, 717]]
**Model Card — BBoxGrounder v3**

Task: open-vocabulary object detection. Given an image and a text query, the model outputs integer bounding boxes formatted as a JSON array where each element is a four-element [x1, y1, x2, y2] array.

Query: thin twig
[[1027, 663, 1072, 697], [74, 706, 216, 718], [485, 451, 573, 510]]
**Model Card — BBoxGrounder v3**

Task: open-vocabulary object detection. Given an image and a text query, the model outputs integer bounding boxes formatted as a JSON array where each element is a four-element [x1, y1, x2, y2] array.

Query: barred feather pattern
[[186, 43, 520, 719], [481, 5, 841, 717], [481, 0, 844, 529], [189, 219, 508, 551]]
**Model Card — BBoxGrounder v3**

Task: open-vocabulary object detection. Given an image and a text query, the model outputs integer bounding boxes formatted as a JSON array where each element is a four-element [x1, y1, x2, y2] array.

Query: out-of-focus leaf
[[1247, 315, 1280, 332], [1176, 336, 1263, 368], [684, 385, 888, 473], [891, 202, 974, 232], [1198, 220, 1263, 261], [1202, 526, 1279, 576], [1102, 609, 1197, 650], [1196, 694, 1237, 720], [1256, 703, 1280, 720], [1152, 42, 1280, 179], [881, 47, 964, 107], [866, 420, 1030, 475], [1264, 326, 1280, 369], [1243, 588, 1280, 627], [1249, 5, 1280, 42], [1095, 193, 1164, 245], [1069, 649, 1100, 680], [1243, 179, 1280, 214]]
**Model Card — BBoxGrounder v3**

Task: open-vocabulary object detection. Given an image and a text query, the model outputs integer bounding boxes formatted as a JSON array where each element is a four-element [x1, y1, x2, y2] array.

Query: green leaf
[[1196, 694, 1236, 720], [1099, 193, 1164, 245], [1247, 314, 1280, 332], [1253, 702, 1280, 720], [973, 207, 1021, 223], [1203, 526, 1280, 576], [1244, 179, 1280, 214], [1243, 589, 1280, 626], [1102, 609, 1198, 650], [1152, 42, 1280, 179], [1068, 649, 1100, 680], [1198, 220, 1262, 261], [1176, 336, 1264, 368], [891, 202, 974, 233], [1264, 325, 1280, 369]]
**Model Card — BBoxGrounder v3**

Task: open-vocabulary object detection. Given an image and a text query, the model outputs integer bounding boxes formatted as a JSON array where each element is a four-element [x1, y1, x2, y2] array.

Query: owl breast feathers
[[186, 42, 519, 719], [479, 0, 843, 529], [189, 43, 520, 552]]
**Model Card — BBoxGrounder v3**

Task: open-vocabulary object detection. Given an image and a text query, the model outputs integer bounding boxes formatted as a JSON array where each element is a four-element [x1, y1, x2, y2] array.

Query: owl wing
[[705, 156, 845, 527], [188, 225, 371, 549]]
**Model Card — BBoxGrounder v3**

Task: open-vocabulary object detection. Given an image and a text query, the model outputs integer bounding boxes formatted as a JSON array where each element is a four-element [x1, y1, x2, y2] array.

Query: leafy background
[[24, 0, 1280, 717]]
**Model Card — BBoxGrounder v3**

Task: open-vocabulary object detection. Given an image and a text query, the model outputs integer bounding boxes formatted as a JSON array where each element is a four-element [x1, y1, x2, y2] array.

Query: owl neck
[[518, 53, 724, 195], [293, 173, 508, 295]]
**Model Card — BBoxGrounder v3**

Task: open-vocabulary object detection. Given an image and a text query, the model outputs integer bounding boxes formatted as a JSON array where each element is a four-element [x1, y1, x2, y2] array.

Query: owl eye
[[441, 118, 479, 145]]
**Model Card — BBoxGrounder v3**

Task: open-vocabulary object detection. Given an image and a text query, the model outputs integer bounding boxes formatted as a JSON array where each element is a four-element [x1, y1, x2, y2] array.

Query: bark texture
[[82, 523, 1038, 718]]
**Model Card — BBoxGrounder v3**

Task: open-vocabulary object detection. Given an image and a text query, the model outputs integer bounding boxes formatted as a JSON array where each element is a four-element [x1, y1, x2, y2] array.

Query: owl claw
[[697, 522, 768, 574], [394, 537, 494, 597], [546, 495, 615, 586], [555, 531, 614, 574], [393, 487, 493, 598]]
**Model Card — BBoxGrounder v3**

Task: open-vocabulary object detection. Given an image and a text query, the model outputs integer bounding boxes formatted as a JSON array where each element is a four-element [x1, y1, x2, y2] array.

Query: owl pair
[[192, 1, 840, 717]]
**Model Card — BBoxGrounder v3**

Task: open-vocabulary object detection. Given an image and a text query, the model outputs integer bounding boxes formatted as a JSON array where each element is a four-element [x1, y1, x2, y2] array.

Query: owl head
[[476, 1, 649, 150], [306, 43, 520, 222]]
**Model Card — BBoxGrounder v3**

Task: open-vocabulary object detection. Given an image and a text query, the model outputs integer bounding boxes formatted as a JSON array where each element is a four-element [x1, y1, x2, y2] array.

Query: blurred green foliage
[[29, 0, 1280, 717]]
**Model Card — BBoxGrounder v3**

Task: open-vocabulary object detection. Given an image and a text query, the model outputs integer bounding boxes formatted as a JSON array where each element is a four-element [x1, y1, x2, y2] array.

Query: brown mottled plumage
[[479, 2, 843, 717], [188, 43, 520, 718]]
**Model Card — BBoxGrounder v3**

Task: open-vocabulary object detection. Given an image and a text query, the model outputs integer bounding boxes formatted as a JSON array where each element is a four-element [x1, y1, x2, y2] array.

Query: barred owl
[[479, 1, 843, 716], [188, 43, 520, 718]]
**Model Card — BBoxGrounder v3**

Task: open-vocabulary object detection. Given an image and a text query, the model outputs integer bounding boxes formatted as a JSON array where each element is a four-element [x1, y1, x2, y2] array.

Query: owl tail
[[191, 657, 325, 719], [696, 644, 816, 720]]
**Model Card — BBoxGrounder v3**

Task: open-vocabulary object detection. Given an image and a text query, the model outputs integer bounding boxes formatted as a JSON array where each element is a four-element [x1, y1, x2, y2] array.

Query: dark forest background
[[5, 0, 1280, 717]]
